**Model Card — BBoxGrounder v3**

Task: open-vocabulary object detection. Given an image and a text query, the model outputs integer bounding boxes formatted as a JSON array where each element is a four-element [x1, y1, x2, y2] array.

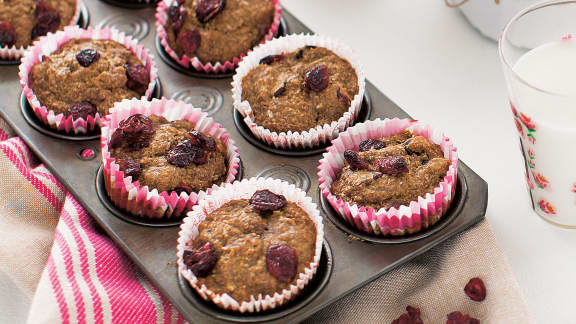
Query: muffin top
[[165, 0, 275, 63], [0, 0, 76, 48], [110, 114, 227, 194], [331, 130, 451, 210], [29, 39, 150, 120], [241, 46, 359, 133], [183, 190, 317, 302]]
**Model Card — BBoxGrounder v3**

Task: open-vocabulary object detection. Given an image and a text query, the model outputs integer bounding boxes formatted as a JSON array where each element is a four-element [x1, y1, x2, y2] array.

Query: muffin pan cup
[[0, 2, 488, 323]]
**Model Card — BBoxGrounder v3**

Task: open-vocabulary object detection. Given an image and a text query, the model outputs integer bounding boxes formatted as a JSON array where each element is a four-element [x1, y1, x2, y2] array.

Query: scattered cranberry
[[111, 114, 155, 151], [464, 277, 486, 302], [0, 21, 16, 47], [195, 0, 226, 23], [250, 190, 287, 212], [375, 156, 409, 175], [166, 140, 206, 167], [344, 150, 369, 170], [177, 28, 201, 56], [117, 158, 142, 180], [359, 139, 386, 152], [266, 244, 298, 283], [31, 10, 60, 40], [67, 101, 97, 120], [446, 311, 480, 324], [168, 4, 188, 33], [79, 148, 95, 160], [76, 49, 100, 67], [337, 87, 351, 106], [125, 64, 150, 91], [183, 242, 218, 277], [35, 0, 54, 16], [259, 54, 283, 65], [188, 131, 216, 151], [273, 84, 286, 97], [305, 65, 329, 92], [391, 306, 424, 324]]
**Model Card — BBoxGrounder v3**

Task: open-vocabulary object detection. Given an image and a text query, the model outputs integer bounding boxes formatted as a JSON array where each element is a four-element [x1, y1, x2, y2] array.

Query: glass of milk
[[499, 0, 576, 227]]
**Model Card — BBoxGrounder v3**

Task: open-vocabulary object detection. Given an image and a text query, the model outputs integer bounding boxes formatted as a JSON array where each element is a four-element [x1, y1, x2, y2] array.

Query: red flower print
[[519, 112, 536, 131], [528, 148, 535, 159], [510, 102, 518, 117], [526, 173, 534, 190], [532, 172, 549, 189], [528, 135, 536, 144], [514, 119, 524, 137], [529, 159, 536, 169], [538, 199, 556, 214], [572, 183, 576, 194]]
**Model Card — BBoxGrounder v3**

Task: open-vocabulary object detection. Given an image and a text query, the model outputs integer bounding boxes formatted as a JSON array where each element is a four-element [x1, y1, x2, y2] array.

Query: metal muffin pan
[[0, 1, 488, 323]]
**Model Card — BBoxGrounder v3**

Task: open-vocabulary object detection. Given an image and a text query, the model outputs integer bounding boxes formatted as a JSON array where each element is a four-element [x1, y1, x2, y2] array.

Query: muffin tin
[[0, 1, 488, 323]]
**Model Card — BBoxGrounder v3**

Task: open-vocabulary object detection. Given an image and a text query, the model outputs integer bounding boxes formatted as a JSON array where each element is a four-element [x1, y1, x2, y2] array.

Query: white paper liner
[[101, 98, 241, 219], [177, 177, 324, 312], [0, 0, 82, 61], [18, 25, 159, 134], [317, 118, 459, 236], [231, 34, 366, 149]]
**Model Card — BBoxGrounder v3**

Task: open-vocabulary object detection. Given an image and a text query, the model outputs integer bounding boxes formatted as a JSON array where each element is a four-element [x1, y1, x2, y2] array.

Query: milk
[[508, 38, 576, 226]]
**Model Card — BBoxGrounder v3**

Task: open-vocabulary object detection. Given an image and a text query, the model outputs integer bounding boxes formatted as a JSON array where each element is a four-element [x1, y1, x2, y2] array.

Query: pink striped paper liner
[[18, 25, 159, 135], [0, 0, 82, 61], [155, 0, 282, 74], [177, 177, 324, 312], [101, 98, 241, 219], [231, 34, 366, 149], [317, 118, 459, 236]]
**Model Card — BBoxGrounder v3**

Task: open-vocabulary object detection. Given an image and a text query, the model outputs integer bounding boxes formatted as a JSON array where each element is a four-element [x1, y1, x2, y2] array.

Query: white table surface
[[283, 1, 576, 323]]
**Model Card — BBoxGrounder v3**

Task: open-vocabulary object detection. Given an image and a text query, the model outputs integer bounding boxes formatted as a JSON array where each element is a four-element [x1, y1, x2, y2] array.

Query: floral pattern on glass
[[538, 199, 556, 215]]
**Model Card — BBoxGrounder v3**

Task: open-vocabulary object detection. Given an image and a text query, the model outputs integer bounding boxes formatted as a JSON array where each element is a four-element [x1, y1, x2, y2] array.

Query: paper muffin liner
[[19, 25, 159, 135], [0, 0, 82, 61], [317, 118, 459, 236], [100, 98, 241, 219], [155, 0, 282, 74], [177, 177, 324, 312], [231, 34, 366, 149]]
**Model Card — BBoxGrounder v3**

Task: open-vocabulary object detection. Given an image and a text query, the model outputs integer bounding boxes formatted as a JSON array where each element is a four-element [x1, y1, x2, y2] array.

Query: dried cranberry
[[337, 87, 351, 106], [195, 0, 226, 23], [35, 0, 54, 16], [446, 311, 480, 324], [259, 54, 283, 65], [125, 64, 150, 91], [375, 156, 409, 175], [305, 65, 329, 92], [0, 21, 16, 47], [250, 190, 287, 212], [67, 101, 97, 120], [391, 306, 423, 324], [464, 277, 486, 302], [183, 242, 218, 277], [359, 139, 386, 152], [168, 4, 188, 33], [114, 114, 155, 151], [344, 150, 369, 170], [117, 159, 142, 180], [166, 140, 206, 167], [273, 84, 286, 97], [76, 49, 100, 67], [177, 29, 201, 56], [31, 10, 60, 40], [266, 244, 298, 283], [188, 131, 216, 151]]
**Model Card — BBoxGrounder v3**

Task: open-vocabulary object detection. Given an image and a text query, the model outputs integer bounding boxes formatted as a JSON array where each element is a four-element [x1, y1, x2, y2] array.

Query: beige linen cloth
[[0, 117, 532, 323]]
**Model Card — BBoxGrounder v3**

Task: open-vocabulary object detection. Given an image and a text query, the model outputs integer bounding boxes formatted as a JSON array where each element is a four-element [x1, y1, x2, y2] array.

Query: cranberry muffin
[[241, 46, 359, 134], [181, 186, 319, 309], [28, 39, 151, 121], [331, 130, 451, 211], [0, 0, 76, 48], [164, 0, 276, 63], [109, 114, 228, 194]]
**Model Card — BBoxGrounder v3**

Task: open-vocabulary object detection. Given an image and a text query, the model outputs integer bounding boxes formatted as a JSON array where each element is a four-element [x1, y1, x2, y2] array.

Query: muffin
[[0, 0, 78, 49], [101, 98, 240, 219], [155, 0, 282, 72], [318, 118, 458, 236], [177, 177, 323, 312], [232, 34, 366, 149], [19, 26, 158, 134]]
